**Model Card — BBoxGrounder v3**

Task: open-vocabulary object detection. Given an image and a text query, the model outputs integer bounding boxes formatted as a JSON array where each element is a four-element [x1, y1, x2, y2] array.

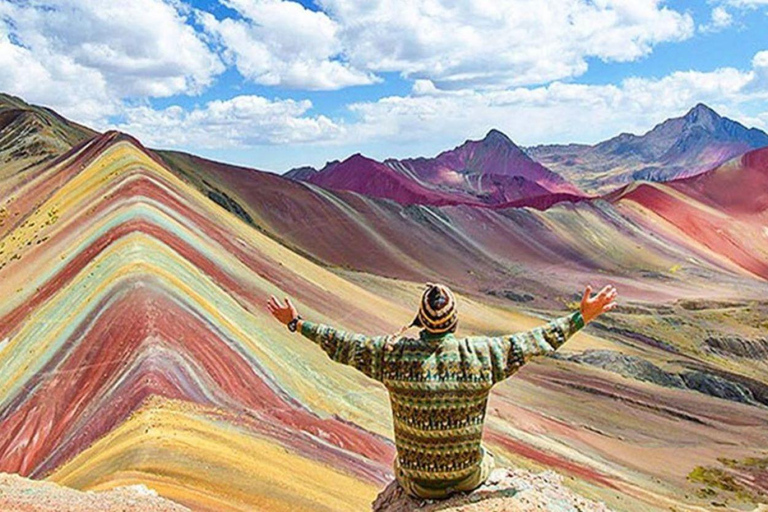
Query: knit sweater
[[299, 309, 585, 488]]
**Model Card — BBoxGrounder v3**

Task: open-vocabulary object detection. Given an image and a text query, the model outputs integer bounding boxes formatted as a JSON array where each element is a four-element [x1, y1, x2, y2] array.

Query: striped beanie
[[410, 282, 458, 334]]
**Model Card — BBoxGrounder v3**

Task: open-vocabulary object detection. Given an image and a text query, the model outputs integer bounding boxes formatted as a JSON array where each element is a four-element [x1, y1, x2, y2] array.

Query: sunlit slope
[[608, 147, 768, 281], [2, 129, 767, 510], [155, 149, 768, 509], [0, 132, 407, 510]]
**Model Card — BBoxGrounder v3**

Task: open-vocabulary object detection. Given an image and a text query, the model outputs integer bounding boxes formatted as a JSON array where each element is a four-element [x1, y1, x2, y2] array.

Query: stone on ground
[[372, 468, 613, 512]]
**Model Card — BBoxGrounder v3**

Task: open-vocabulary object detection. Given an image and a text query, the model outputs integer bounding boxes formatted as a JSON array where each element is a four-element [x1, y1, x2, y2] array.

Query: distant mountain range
[[285, 129, 585, 207], [3, 91, 765, 206], [286, 103, 768, 201], [527, 103, 768, 194], [3, 93, 768, 277]]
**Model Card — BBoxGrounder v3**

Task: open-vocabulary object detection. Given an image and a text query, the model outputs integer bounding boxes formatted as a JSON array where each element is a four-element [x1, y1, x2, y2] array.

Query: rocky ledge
[[372, 468, 612, 512]]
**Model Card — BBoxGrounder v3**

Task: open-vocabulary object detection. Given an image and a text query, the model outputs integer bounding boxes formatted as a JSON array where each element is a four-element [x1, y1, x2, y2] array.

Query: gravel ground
[[0, 473, 190, 512], [372, 468, 613, 512]]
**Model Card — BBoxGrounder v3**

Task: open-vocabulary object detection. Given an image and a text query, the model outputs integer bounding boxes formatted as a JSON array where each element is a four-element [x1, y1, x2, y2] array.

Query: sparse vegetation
[[688, 457, 768, 505]]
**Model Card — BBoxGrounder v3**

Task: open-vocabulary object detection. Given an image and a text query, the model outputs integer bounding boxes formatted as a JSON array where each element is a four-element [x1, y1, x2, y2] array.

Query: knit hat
[[410, 282, 458, 334]]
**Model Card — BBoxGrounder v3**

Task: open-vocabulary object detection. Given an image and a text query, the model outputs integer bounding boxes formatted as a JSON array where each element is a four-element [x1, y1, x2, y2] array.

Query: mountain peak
[[345, 152, 372, 163], [689, 102, 716, 114], [282, 165, 317, 180], [0, 93, 30, 110], [482, 128, 515, 146], [529, 102, 768, 193], [683, 103, 720, 125]]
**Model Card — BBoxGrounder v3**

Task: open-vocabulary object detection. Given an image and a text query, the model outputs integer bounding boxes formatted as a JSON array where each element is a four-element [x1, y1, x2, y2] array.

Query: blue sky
[[1, 0, 767, 172]]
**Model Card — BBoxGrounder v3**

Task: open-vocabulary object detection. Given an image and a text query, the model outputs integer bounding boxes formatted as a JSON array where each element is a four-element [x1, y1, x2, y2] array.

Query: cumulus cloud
[[319, 0, 695, 89], [344, 52, 768, 146], [98, 50, 768, 155], [113, 95, 345, 147], [1, 0, 764, 160], [111, 45, 768, 153], [721, 0, 768, 7], [700, 6, 734, 32], [194, 0, 696, 91], [0, 19, 116, 123], [197, 0, 378, 90], [746, 50, 768, 92], [0, 0, 224, 124]]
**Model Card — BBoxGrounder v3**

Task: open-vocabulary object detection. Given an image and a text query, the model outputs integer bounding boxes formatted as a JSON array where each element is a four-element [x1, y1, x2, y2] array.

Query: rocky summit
[[372, 468, 612, 512]]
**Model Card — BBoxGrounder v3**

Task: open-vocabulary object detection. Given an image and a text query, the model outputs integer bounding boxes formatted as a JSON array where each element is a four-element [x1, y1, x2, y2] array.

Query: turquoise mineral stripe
[[0, 230, 279, 408]]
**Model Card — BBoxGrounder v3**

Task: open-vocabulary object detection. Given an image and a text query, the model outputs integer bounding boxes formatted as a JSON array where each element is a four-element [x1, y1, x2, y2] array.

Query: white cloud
[[1, 0, 763, 161], [197, 0, 377, 90], [0, 18, 117, 122], [746, 50, 768, 92], [319, 0, 695, 89], [700, 6, 733, 32], [108, 50, 768, 155], [344, 52, 768, 147], [113, 95, 345, 147], [0, 0, 224, 124], [721, 0, 768, 7], [191, 0, 697, 92]]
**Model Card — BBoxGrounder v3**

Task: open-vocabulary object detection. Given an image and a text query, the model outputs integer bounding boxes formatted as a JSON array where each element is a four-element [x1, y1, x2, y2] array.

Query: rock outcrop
[[703, 335, 768, 359], [566, 349, 685, 388], [372, 468, 612, 512], [680, 370, 758, 405], [568, 349, 768, 407]]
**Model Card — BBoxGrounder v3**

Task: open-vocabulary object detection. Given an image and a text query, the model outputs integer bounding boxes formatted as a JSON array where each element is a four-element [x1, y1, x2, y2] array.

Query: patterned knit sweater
[[299, 309, 585, 488]]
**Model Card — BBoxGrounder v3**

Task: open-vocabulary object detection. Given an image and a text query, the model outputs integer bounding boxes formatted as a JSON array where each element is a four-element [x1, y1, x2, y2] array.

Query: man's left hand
[[580, 284, 618, 324]]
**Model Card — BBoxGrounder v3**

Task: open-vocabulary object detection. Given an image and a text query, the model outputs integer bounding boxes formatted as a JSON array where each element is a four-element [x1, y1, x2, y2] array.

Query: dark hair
[[426, 286, 449, 310]]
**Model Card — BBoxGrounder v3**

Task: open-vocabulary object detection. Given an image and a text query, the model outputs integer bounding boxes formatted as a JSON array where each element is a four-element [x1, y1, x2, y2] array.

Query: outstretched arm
[[486, 284, 618, 383], [266, 295, 387, 382]]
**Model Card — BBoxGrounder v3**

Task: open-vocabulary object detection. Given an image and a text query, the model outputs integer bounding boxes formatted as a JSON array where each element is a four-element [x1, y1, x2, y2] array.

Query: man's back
[[383, 331, 495, 491], [297, 309, 585, 496]]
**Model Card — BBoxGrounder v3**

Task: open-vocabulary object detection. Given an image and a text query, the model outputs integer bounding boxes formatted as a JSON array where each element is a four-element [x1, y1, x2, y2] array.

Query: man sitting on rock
[[266, 282, 618, 500]]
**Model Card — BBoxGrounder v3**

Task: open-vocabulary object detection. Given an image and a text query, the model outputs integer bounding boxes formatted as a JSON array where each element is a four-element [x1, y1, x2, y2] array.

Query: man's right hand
[[266, 295, 299, 325], [580, 284, 617, 324]]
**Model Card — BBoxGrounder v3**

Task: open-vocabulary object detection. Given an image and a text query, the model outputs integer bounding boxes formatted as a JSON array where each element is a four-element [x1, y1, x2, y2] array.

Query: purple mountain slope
[[285, 130, 585, 207]]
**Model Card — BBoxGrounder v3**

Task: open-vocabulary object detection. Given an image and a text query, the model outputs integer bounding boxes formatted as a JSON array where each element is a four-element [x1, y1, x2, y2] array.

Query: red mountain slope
[[606, 147, 768, 280]]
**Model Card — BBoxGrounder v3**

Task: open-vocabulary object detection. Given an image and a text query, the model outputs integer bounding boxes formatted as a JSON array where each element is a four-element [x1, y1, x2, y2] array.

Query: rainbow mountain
[[1, 93, 768, 511]]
